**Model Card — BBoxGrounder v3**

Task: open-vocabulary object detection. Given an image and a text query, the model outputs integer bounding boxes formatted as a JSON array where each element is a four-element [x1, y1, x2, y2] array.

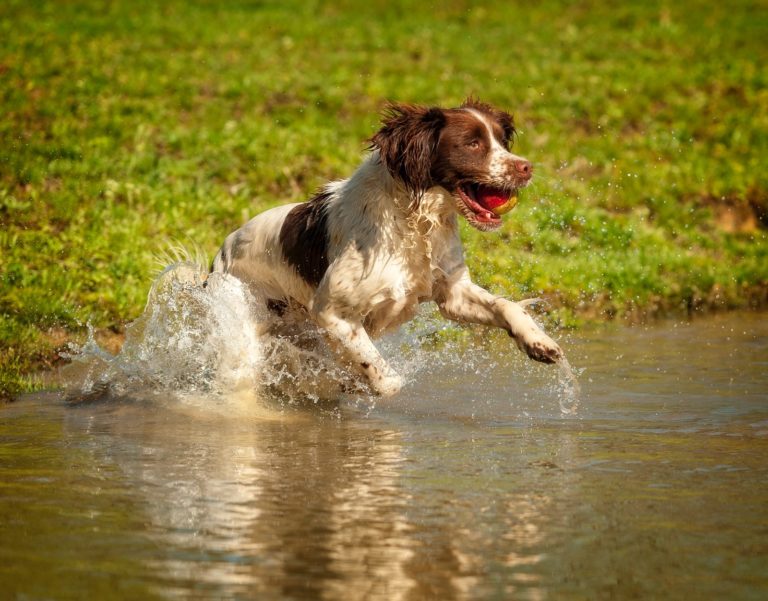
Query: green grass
[[2, 0, 767, 398]]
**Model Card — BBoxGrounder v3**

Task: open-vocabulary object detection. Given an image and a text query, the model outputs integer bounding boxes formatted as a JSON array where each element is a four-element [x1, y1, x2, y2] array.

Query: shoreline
[[5, 297, 767, 403]]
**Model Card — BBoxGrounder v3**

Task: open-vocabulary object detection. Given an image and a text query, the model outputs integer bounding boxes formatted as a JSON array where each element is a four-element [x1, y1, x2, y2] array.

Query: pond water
[[1, 311, 767, 600]]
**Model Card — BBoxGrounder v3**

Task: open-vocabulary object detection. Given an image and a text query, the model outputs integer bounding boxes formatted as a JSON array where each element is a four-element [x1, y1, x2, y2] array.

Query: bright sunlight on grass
[[1, 0, 766, 398]]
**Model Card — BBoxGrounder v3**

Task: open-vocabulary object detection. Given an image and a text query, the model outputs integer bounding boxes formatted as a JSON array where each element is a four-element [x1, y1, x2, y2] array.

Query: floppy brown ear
[[369, 103, 446, 202]]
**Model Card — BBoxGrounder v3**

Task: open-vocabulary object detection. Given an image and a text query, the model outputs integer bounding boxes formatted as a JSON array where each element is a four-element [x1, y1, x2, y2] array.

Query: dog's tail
[[153, 242, 210, 282]]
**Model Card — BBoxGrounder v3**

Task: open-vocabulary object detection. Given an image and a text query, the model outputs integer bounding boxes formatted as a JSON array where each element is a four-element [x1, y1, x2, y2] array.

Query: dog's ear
[[369, 103, 446, 203]]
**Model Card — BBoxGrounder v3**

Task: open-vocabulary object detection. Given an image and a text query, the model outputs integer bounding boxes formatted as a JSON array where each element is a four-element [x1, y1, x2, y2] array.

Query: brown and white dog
[[212, 99, 563, 396]]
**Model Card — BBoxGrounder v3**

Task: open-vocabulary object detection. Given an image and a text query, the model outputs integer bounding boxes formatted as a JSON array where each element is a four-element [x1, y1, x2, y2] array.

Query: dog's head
[[370, 99, 532, 232]]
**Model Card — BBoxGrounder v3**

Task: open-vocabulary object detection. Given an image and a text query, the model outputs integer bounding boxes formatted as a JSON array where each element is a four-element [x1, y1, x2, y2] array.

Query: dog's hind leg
[[259, 306, 356, 400]]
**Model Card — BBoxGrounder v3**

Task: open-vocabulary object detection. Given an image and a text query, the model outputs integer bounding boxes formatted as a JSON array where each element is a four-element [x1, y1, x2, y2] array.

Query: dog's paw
[[357, 360, 403, 397], [519, 333, 563, 364], [373, 372, 403, 397], [363, 368, 402, 397]]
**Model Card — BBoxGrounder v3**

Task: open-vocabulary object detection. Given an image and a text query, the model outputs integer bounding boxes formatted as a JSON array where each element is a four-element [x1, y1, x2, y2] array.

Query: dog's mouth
[[456, 184, 518, 231]]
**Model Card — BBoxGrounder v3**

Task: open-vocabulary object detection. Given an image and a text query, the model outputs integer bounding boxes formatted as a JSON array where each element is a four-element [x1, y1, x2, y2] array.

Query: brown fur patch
[[432, 110, 493, 188], [266, 298, 288, 316], [369, 103, 446, 202], [461, 98, 516, 147], [370, 101, 518, 201], [279, 190, 332, 287]]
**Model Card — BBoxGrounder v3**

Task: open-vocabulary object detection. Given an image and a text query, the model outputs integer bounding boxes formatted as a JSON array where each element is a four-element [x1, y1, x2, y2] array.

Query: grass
[[1, 0, 767, 399]]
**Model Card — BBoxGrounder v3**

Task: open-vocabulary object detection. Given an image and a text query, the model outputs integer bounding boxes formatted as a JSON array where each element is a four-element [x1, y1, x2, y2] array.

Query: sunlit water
[[1, 266, 766, 599]]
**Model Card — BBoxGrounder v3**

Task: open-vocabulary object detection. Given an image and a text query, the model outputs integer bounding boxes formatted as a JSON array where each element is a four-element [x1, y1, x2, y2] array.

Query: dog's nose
[[514, 159, 533, 179]]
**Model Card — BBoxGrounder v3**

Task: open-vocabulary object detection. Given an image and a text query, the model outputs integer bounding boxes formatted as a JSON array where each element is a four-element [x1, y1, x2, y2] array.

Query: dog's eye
[[467, 140, 481, 150]]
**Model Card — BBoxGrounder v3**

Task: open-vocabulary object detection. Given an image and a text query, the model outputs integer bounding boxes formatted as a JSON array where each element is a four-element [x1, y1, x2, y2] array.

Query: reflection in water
[[64, 402, 420, 599], [2, 311, 767, 600], [58, 395, 588, 600]]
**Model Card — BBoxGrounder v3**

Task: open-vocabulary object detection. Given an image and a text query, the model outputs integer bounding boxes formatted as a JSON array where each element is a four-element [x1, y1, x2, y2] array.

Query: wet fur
[[212, 100, 563, 396]]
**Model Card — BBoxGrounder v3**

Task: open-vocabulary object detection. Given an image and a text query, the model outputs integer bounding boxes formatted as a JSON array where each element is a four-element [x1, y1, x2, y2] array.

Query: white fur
[[213, 151, 562, 397]]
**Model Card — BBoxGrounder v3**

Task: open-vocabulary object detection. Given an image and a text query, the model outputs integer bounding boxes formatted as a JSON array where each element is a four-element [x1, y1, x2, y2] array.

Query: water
[[1, 268, 766, 599]]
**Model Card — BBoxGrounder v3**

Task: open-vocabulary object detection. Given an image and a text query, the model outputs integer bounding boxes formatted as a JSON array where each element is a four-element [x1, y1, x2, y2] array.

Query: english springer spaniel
[[212, 99, 563, 396]]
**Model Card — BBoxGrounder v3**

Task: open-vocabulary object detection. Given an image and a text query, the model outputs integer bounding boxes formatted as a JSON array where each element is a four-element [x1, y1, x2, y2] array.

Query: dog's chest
[[361, 227, 450, 337], [363, 269, 427, 337]]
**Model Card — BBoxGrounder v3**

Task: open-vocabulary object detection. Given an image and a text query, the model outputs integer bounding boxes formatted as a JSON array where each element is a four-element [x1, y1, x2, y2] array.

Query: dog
[[211, 99, 563, 397]]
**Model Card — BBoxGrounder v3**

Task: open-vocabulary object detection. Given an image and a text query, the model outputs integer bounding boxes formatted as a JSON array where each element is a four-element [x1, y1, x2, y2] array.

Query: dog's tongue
[[476, 185, 510, 210]]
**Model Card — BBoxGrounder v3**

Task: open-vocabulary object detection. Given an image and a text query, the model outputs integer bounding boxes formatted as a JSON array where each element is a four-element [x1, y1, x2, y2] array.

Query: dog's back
[[212, 203, 311, 305]]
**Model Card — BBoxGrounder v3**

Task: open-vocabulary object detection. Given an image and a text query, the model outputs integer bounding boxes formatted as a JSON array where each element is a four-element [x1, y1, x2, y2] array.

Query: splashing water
[[379, 311, 582, 417], [556, 357, 581, 415], [63, 262, 369, 407], [64, 263, 265, 400], [63, 261, 580, 415]]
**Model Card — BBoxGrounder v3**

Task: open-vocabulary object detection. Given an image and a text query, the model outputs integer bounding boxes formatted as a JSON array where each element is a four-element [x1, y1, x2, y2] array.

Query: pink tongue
[[476, 186, 509, 210]]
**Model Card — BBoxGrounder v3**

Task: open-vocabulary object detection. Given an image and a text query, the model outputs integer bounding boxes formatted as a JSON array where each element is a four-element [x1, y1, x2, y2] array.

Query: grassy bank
[[2, 0, 767, 399]]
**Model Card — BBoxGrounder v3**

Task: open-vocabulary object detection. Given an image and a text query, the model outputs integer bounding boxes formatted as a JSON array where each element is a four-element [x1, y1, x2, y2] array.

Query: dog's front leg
[[435, 272, 563, 364], [314, 310, 403, 397]]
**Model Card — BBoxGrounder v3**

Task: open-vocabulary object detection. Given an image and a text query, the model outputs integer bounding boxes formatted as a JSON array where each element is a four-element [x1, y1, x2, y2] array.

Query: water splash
[[63, 262, 266, 400], [556, 357, 581, 415], [379, 309, 582, 417], [63, 261, 580, 416]]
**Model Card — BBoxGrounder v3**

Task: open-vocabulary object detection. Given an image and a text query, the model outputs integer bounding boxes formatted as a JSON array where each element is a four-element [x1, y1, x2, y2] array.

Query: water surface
[[2, 312, 767, 600]]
